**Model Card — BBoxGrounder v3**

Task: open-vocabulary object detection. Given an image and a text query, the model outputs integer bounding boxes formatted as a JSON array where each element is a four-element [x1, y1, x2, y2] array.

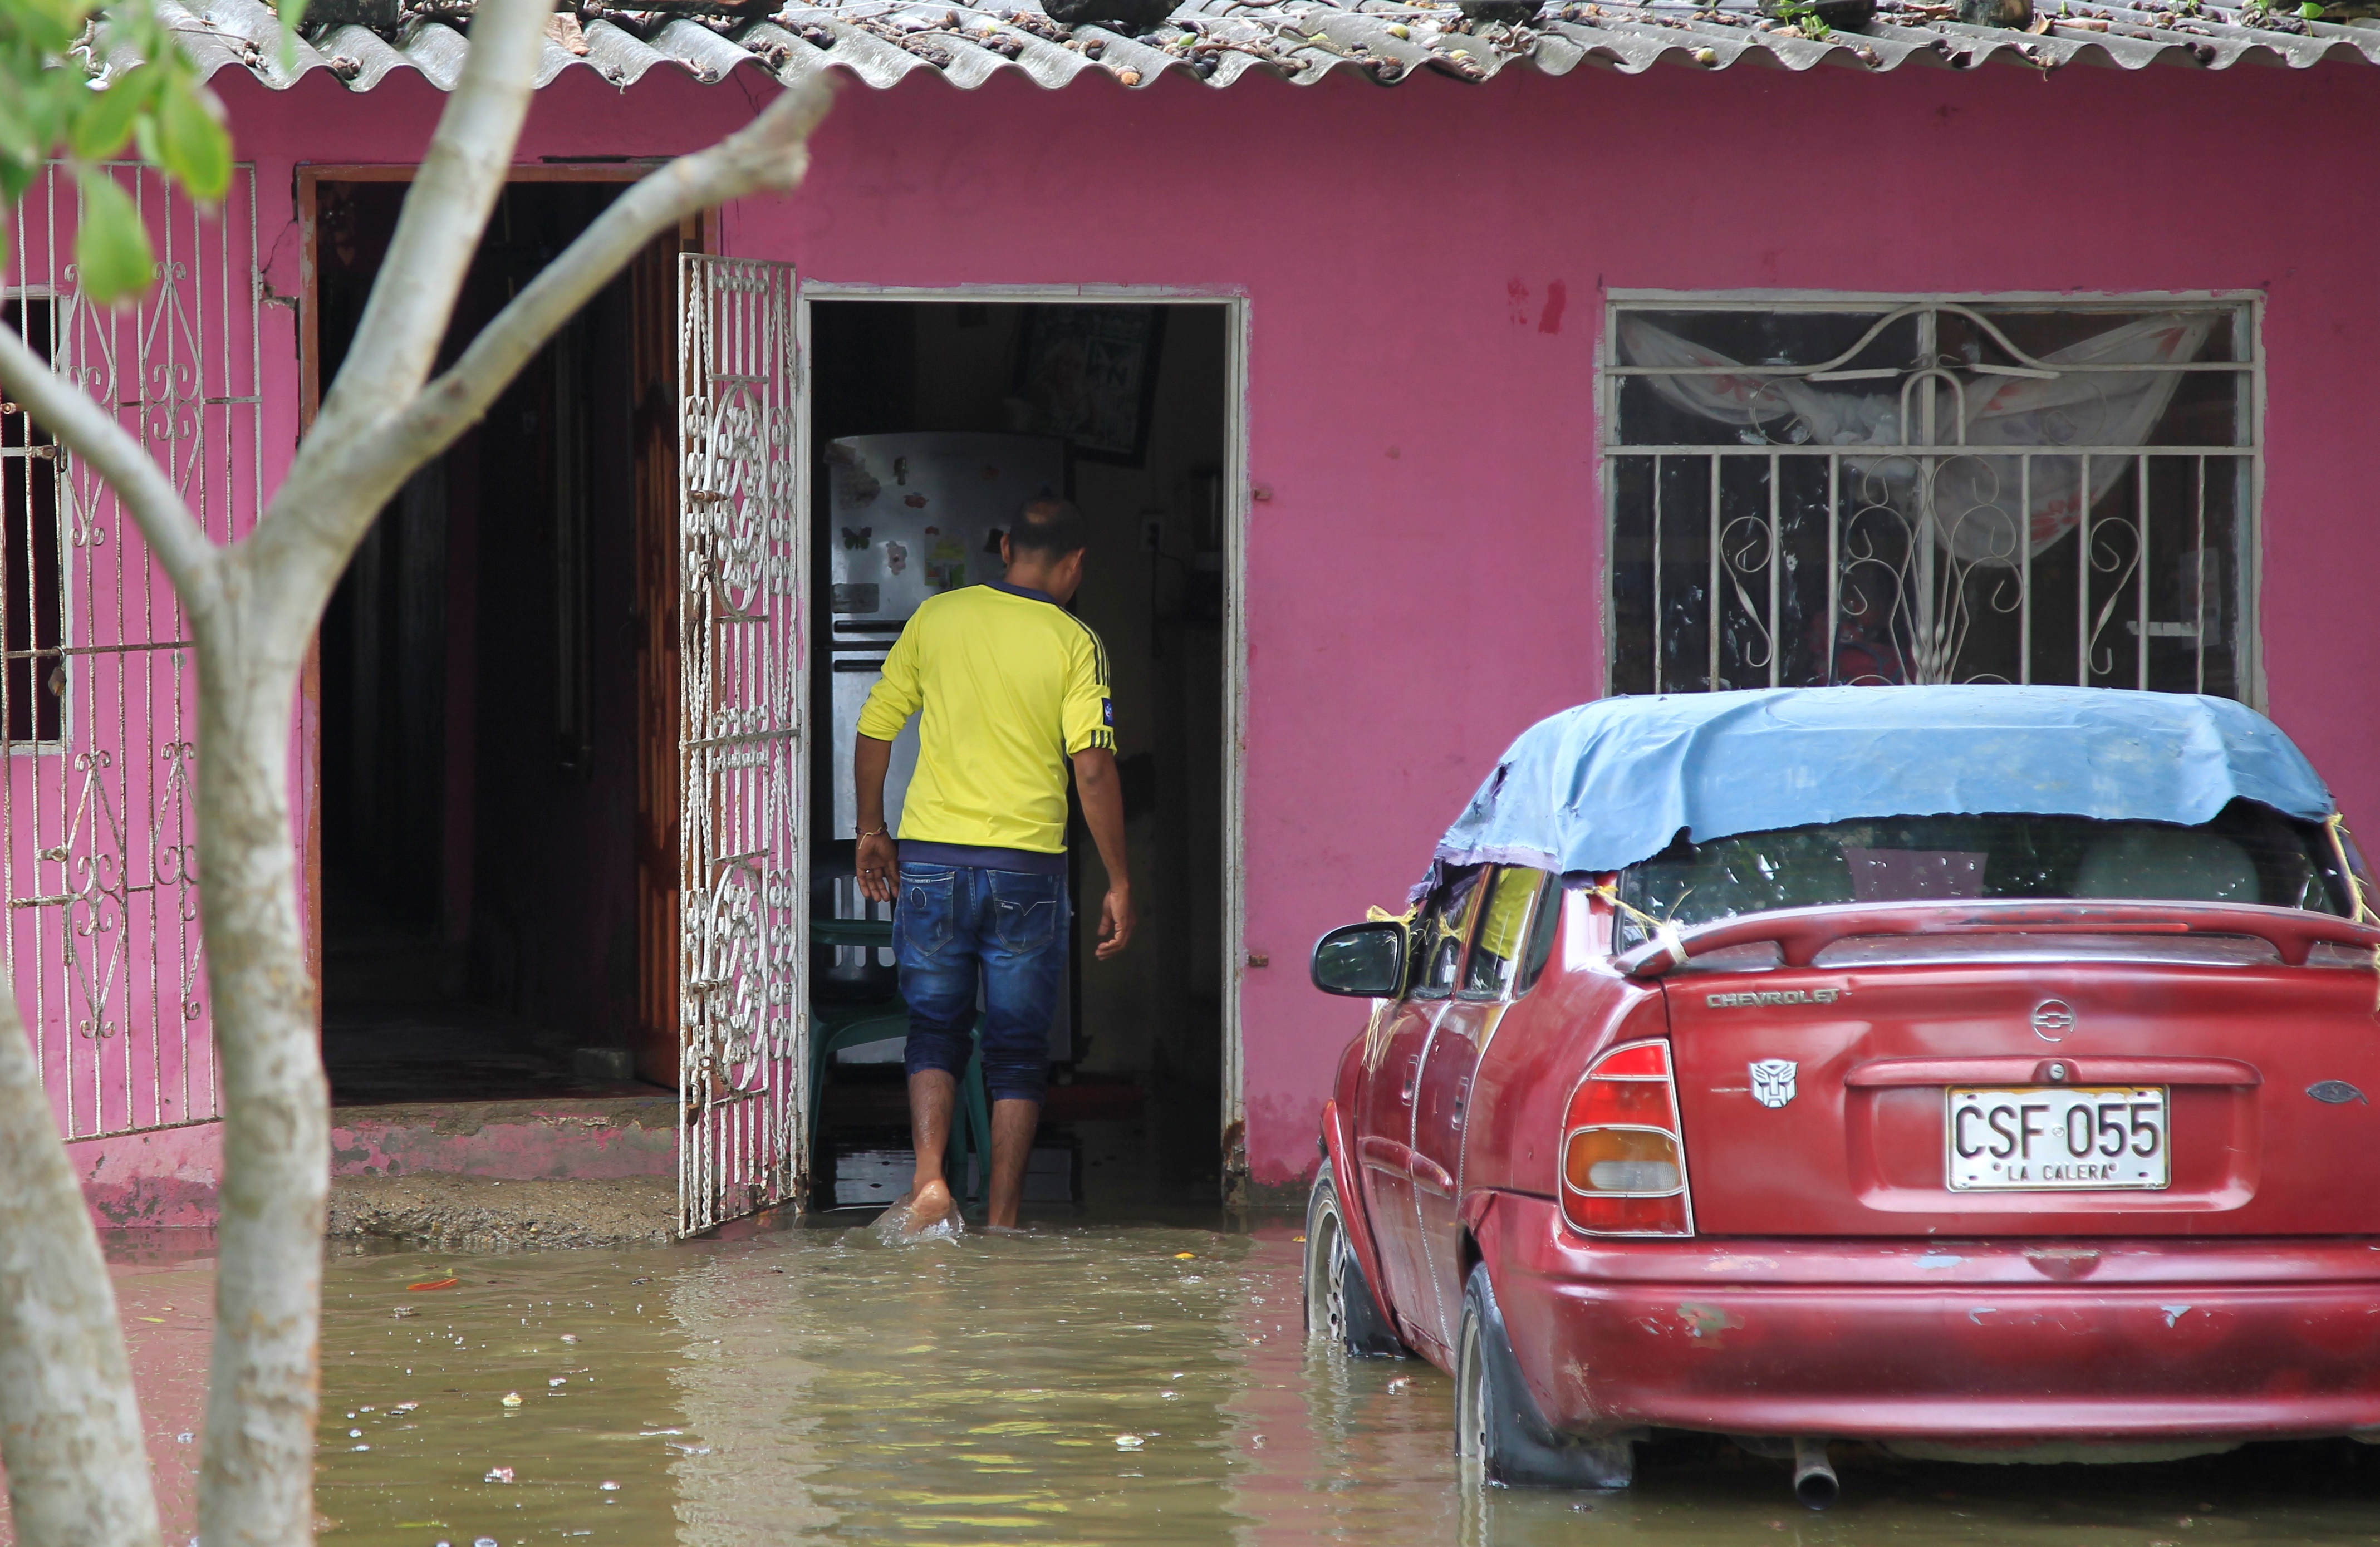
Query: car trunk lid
[[1645, 905, 2380, 1237]]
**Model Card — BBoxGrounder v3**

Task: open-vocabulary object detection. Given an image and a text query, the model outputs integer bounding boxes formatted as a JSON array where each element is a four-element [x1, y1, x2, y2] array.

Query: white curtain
[[1616, 312, 2216, 566]]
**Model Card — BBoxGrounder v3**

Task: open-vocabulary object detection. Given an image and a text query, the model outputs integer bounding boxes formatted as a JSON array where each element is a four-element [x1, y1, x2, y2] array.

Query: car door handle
[[1409, 1152, 1455, 1197], [1357, 1136, 1453, 1196], [1358, 1136, 1416, 1178], [1400, 1055, 1420, 1103]]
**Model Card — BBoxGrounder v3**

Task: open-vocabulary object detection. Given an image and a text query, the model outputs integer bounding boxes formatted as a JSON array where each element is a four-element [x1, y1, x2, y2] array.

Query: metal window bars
[[1602, 299, 2257, 703], [1, 164, 261, 1140]]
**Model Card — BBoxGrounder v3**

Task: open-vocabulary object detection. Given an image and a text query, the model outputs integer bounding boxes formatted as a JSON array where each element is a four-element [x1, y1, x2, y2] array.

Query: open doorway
[[313, 180, 684, 1107], [806, 297, 1231, 1211]]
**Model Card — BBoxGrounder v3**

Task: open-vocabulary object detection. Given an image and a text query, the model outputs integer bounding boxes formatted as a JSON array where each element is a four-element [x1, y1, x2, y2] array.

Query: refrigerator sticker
[[840, 526, 872, 550], [884, 541, 908, 576], [926, 536, 968, 593], [905, 493, 929, 509], [832, 583, 881, 615]]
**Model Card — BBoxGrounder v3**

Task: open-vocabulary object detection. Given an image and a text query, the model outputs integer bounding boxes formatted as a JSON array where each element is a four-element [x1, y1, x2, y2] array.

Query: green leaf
[[2298, 2, 2324, 15], [155, 82, 229, 201], [276, 0, 308, 70], [73, 169, 151, 305], [0, 77, 37, 165], [68, 63, 154, 161]]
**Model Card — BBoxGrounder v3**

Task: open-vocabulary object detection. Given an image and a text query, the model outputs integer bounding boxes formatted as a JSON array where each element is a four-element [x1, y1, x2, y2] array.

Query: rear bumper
[[1485, 1193, 2380, 1442]]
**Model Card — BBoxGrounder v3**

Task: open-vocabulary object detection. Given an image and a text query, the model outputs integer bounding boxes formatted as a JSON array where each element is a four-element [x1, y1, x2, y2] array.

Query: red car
[[1302, 686, 2380, 1506]]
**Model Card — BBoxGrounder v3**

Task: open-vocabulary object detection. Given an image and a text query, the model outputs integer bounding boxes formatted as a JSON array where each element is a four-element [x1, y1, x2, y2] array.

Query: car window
[[1516, 878, 1564, 994], [1409, 867, 1485, 1001], [1461, 867, 1547, 999], [1613, 798, 2361, 950]]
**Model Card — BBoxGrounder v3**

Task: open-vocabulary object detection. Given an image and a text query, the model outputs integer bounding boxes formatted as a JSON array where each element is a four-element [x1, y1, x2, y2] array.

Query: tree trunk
[[0, 990, 164, 1547], [189, 588, 327, 1547]]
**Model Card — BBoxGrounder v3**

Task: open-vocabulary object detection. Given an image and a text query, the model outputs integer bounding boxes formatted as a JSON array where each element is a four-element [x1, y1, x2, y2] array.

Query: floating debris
[[500, 1392, 524, 1408], [1115, 1433, 1145, 1449], [407, 1278, 460, 1293], [484, 1467, 514, 1484]]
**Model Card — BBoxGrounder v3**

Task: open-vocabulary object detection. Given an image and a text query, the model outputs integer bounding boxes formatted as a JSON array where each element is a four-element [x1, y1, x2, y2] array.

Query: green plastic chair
[[808, 917, 993, 1205]]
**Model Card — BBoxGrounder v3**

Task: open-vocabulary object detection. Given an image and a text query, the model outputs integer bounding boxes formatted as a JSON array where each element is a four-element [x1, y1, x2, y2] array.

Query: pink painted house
[[9, 0, 2380, 1224]]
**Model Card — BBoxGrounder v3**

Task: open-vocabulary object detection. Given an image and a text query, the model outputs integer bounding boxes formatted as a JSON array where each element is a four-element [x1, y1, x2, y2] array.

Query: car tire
[[1456, 1261, 1635, 1489], [1303, 1160, 1406, 1357]]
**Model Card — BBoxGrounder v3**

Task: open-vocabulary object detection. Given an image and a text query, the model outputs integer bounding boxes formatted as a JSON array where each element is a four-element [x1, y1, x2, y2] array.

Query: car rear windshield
[[1613, 799, 2360, 947]]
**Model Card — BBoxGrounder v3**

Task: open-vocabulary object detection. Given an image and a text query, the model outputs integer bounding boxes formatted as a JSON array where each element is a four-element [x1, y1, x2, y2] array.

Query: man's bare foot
[[903, 1178, 956, 1234]]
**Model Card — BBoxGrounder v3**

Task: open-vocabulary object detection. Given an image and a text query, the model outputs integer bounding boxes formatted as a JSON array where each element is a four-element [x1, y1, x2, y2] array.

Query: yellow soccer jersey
[[856, 582, 1116, 854]]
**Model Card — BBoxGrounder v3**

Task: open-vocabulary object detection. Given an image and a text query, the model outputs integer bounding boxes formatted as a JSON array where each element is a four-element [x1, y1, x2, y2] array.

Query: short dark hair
[[1008, 498, 1089, 561]]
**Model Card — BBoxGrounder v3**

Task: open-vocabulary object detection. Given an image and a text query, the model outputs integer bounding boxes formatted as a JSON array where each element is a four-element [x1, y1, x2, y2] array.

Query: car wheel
[[1303, 1160, 1405, 1357], [1455, 1262, 1635, 1489]]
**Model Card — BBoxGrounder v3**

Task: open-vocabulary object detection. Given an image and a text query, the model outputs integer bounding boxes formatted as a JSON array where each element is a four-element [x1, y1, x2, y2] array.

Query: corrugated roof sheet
[[135, 0, 2380, 95]]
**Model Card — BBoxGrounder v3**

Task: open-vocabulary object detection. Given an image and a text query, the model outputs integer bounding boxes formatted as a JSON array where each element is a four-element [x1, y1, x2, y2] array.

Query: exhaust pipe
[[1792, 1437, 1838, 1510]]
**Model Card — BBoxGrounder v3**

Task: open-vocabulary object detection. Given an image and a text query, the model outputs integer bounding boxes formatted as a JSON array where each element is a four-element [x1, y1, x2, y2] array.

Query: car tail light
[[1561, 1039, 1694, 1237]]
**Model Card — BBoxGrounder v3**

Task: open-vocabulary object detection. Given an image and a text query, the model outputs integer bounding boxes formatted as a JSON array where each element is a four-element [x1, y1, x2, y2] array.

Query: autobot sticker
[[1749, 1059, 1798, 1109]]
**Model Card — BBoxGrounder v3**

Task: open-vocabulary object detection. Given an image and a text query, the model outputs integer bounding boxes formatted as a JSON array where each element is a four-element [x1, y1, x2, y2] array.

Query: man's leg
[[976, 870, 1068, 1231], [987, 1096, 1041, 1230], [906, 1070, 959, 1225], [891, 865, 977, 1231]]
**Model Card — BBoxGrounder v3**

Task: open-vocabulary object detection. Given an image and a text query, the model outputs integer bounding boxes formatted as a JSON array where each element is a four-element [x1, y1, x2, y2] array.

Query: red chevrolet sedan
[[1303, 686, 2380, 1506]]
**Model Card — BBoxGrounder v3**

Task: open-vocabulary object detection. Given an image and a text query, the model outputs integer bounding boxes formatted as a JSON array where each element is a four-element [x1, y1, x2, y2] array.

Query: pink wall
[[217, 53, 2380, 1190]]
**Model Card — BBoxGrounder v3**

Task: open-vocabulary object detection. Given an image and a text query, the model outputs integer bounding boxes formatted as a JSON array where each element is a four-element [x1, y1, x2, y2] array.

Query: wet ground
[[101, 1209, 2380, 1547]]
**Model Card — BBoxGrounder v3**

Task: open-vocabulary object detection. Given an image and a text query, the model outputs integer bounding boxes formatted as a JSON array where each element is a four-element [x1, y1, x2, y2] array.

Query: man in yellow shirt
[[853, 499, 1135, 1234]]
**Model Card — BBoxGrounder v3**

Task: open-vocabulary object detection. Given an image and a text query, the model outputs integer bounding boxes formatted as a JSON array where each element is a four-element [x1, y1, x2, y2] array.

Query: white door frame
[[793, 282, 1253, 1199]]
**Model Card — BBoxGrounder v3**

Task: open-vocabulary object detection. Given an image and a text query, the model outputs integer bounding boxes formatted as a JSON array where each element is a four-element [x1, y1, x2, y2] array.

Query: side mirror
[[1311, 921, 1407, 998]]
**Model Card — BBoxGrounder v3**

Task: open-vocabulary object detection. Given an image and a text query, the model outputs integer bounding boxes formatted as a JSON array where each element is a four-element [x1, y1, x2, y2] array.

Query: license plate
[[1945, 1086, 2169, 1191]]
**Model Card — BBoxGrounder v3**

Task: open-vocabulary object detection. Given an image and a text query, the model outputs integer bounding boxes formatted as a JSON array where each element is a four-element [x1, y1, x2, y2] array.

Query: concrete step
[[328, 1173, 675, 1251], [330, 1096, 676, 1183]]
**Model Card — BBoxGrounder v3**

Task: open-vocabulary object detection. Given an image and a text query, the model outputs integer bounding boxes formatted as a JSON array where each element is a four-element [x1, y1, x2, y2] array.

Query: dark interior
[[317, 181, 655, 1106]]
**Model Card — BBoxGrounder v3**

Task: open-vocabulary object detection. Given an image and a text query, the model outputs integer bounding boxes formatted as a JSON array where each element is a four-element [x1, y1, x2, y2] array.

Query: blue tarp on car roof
[[1425, 685, 2334, 893]]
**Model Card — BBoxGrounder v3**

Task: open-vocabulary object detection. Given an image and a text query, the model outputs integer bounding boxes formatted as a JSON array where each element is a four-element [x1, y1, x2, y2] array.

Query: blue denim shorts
[[892, 863, 1068, 1103]]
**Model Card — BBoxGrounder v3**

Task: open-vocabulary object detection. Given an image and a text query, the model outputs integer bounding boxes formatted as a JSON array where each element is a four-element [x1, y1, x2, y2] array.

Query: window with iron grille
[[2, 294, 61, 745], [1601, 297, 2258, 700]]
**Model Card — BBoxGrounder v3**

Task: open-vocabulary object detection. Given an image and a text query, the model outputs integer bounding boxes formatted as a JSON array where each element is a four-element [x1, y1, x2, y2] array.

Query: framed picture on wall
[[1014, 305, 1167, 466]]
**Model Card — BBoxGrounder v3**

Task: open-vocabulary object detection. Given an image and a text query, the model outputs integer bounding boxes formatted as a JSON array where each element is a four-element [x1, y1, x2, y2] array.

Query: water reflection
[[120, 1218, 2380, 1545]]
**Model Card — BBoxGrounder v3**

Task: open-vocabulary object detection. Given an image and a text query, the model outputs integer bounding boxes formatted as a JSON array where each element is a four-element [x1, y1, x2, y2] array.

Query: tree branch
[[252, 70, 835, 585], [298, 0, 552, 460], [0, 986, 164, 1547], [0, 323, 213, 597]]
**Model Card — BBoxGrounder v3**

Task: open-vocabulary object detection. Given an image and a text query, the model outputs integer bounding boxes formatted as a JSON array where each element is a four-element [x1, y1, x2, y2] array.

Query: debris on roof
[[131, 0, 2380, 95]]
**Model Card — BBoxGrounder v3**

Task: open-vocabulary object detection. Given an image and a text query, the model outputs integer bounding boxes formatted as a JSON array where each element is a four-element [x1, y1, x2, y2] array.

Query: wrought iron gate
[[676, 254, 804, 1234], [2, 164, 260, 1141]]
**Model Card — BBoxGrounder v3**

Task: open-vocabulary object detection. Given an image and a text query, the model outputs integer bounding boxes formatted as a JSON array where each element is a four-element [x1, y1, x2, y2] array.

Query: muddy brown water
[[97, 1216, 2380, 1546]]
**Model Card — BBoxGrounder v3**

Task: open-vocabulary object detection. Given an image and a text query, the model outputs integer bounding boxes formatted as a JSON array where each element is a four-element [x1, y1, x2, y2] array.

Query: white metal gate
[[2, 164, 260, 1142], [676, 254, 805, 1234]]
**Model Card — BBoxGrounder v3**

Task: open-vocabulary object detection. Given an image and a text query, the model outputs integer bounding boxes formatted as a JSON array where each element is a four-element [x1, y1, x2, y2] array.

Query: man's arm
[[1072, 747, 1135, 959], [855, 734, 898, 904]]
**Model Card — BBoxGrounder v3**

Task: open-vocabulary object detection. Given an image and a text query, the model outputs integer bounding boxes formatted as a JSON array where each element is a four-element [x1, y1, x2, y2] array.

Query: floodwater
[[107, 1216, 2380, 1547]]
